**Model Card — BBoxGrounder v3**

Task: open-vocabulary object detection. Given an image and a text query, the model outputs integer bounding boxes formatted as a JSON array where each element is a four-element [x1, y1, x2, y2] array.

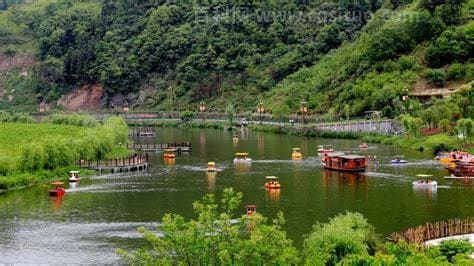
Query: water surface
[[0, 128, 473, 264]]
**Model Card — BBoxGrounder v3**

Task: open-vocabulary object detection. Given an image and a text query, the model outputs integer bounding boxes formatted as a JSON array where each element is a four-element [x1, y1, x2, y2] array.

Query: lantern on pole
[[123, 101, 130, 113], [300, 100, 308, 124]]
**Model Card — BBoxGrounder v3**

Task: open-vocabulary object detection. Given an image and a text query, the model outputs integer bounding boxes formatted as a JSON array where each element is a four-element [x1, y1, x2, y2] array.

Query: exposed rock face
[[57, 84, 103, 111], [0, 53, 36, 100]]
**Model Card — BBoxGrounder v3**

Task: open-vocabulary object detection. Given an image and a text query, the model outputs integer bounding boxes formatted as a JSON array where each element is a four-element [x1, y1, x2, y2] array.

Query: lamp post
[[199, 101, 206, 121], [300, 100, 308, 124], [123, 101, 129, 113], [257, 102, 265, 125]]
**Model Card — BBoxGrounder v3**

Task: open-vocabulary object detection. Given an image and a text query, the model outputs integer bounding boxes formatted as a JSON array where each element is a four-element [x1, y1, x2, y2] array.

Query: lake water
[[0, 128, 473, 264]]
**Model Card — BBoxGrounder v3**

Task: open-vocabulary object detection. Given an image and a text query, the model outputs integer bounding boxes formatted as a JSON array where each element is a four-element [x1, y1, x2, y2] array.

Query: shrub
[[43, 141, 74, 169], [302, 212, 378, 265], [425, 69, 446, 87], [428, 239, 473, 263], [447, 63, 465, 80], [19, 144, 44, 172]]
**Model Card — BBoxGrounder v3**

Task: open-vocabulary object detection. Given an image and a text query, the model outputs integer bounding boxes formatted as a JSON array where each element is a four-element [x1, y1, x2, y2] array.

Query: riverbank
[[128, 119, 467, 154], [0, 116, 129, 191]]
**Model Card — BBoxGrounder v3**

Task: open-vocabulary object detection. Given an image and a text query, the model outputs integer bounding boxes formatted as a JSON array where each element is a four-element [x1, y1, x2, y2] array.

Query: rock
[[57, 84, 103, 111]]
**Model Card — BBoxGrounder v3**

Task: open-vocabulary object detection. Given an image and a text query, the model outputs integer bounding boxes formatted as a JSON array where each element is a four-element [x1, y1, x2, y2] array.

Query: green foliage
[[302, 211, 378, 265], [425, 69, 447, 87], [272, 104, 291, 123], [456, 118, 473, 141], [225, 103, 235, 125], [49, 113, 99, 127], [428, 239, 474, 263], [118, 188, 299, 265], [179, 111, 195, 122], [425, 23, 474, 67], [447, 63, 466, 80], [0, 115, 128, 190], [19, 144, 44, 172], [401, 115, 423, 138]]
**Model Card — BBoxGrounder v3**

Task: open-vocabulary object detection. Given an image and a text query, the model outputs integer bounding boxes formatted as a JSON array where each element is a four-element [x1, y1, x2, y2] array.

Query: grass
[[0, 117, 129, 191]]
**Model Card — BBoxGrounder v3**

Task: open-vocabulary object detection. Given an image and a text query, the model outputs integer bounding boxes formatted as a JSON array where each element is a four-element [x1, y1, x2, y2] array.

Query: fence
[[390, 218, 474, 243]]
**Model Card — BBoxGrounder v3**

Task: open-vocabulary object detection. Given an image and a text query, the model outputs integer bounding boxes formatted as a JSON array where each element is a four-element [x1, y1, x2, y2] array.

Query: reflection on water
[[50, 195, 64, 211], [206, 171, 217, 191], [0, 127, 473, 264], [266, 189, 280, 205]]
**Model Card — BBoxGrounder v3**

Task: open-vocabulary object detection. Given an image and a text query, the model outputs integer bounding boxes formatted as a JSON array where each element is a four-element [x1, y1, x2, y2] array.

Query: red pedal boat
[[48, 181, 66, 197]]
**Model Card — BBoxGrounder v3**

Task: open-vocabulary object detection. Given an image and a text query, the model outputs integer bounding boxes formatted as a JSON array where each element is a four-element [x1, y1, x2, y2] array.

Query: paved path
[[424, 233, 474, 246]]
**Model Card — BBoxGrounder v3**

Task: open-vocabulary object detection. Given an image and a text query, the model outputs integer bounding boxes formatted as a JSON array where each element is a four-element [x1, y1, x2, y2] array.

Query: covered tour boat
[[234, 152, 252, 164], [445, 160, 474, 177], [390, 156, 407, 164], [163, 148, 176, 159], [317, 145, 334, 154], [265, 176, 281, 189], [246, 205, 257, 216], [291, 148, 303, 160], [206, 162, 218, 172], [68, 170, 80, 183], [412, 174, 437, 187], [322, 153, 367, 172], [48, 181, 66, 197]]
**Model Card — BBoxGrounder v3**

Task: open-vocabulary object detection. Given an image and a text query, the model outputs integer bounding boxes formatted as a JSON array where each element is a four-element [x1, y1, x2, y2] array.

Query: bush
[[43, 141, 74, 170], [425, 69, 447, 87], [19, 144, 44, 172], [447, 63, 466, 80], [50, 113, 99, 127], [428, 239, 473, 263], [302, 212, 378, 265]]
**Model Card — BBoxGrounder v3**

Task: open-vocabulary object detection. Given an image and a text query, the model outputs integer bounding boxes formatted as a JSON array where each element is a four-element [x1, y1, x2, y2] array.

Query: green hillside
[[0, 0, 472, 116]]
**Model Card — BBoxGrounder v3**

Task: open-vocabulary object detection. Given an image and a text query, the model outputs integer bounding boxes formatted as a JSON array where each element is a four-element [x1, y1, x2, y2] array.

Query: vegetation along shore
[[0, 112, 129, 191]]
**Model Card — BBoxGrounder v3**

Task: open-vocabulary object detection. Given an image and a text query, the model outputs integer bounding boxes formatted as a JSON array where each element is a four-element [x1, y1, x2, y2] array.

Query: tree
[[302, 212, 379, 265], [272, 104, 291, 124], [118, 188, 299, 265], [438, 119, 451, 133], [225, 103, 235, 126], [456, 118, 473, 143], [401, 115, 424, 138]]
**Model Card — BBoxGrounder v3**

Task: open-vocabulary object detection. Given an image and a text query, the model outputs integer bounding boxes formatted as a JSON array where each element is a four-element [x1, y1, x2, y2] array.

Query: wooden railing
[[390, 218, 474, 243], [78, 154, 149, 168], [127, 142, 192, 151], [129, 127, 156, 136]]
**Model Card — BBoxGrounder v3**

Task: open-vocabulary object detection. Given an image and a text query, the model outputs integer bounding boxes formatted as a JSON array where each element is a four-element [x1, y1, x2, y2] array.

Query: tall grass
[[0, 115, 129, 191]]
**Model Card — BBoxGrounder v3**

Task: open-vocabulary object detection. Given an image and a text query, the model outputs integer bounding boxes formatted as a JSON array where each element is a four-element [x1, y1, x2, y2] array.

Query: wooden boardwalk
[[128, 127, 156, 137], [390, 218, 474, 244], [127, 142, 192, 152], [78, 154, 148, 173]]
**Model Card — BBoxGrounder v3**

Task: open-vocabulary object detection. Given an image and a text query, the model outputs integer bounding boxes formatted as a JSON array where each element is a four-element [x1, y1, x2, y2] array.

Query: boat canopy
[[51, 181, 64, 186], [293, 148, 301, 151], [265, 176, 278, 179], [416, 174, 433, 177], [208, 162, 216, 166], [235, 152, 249, 156], [164, 148, 176, 152], [324, 152, 345, 157], [340, 155, 365, 160], [69, 170, 80, 174]]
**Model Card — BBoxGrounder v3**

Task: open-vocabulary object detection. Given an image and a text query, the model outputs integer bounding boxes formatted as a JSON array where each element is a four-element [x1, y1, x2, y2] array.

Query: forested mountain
[[0, 0, 472, 116]]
